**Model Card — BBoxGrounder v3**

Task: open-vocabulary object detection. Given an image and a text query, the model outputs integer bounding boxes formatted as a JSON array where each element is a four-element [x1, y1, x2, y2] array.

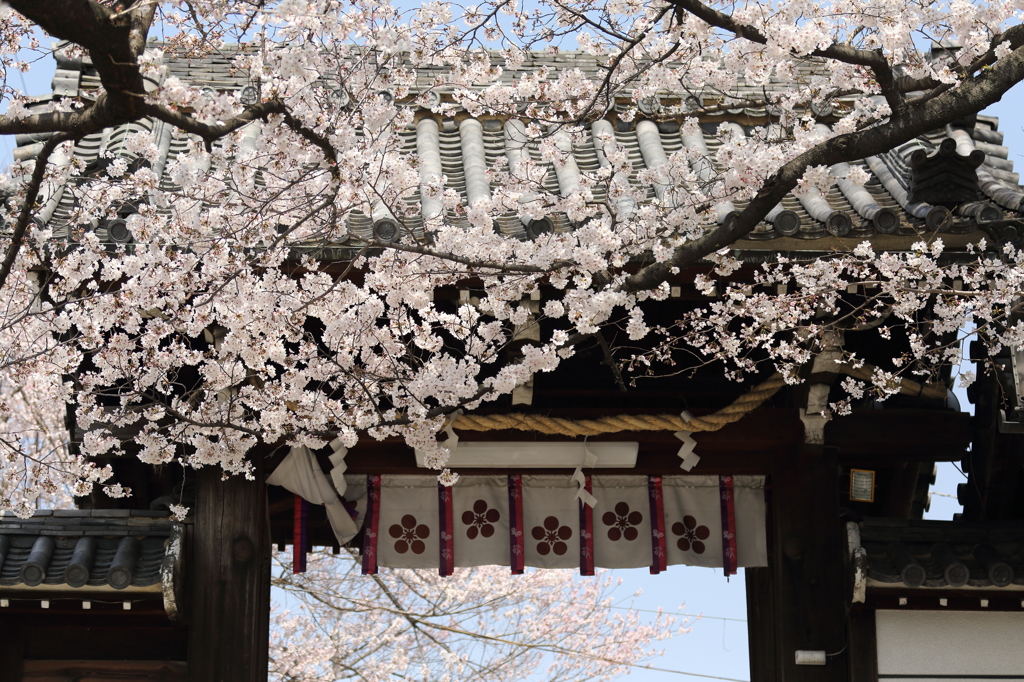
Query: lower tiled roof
[[857, 518, 1024, 590], [0, 510, 175, 592]]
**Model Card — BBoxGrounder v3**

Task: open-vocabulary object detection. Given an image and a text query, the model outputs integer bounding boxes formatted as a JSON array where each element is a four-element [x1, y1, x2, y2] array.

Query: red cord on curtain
[[293, 494, 308, 573]]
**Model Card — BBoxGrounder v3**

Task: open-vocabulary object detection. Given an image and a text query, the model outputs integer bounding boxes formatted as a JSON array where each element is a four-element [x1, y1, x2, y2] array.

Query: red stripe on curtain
[[508, 475, 525, 574], [438, 482, 455, 576], [362, 475, 380, 575], [293, 494, 307, 573], [648, 476, 667, 574], [719, 475, 737, 576], [579, 475, 595, 576]]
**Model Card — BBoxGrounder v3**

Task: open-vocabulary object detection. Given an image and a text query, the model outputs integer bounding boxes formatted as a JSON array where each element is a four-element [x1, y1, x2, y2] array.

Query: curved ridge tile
[[36, 145, 73, 226], [149, 119, 176, 192], [971, 125, 1004, 146], [65, 536, 98, 588], [973, 139, 1009, 161], [548, 127, 582, 198], [591, 119, 636, 222], [416, 117, 444, 223], [680, 125, 736, 225], [503, 118, 539, 231], [833, 162, 900, 234], [716, 123, 797, 237], [635, 119, 671, 204], [459, 118, 491, 207]]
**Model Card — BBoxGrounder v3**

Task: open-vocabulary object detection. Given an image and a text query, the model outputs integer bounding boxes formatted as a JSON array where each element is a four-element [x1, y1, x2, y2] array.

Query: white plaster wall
[[876, 609, 1024, 680]]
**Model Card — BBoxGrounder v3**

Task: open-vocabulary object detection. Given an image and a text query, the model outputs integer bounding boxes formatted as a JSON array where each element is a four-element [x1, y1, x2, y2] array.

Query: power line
[[282, 554, 750, 624], [546, 597, 747, 623], [620, 664, 748, 681], [419, 617, 750, 681], [607, 603, 746, 623]]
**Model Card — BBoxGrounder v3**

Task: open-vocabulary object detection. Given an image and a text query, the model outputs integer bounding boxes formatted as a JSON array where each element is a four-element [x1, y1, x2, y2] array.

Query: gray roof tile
[[0, 511, 178, 591], [860, 519, 1024, 590], [17, 46, 1021, 249]]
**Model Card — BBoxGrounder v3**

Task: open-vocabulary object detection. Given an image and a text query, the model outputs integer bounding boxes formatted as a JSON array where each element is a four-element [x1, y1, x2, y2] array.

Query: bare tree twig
[[593, 330, 628, 392]]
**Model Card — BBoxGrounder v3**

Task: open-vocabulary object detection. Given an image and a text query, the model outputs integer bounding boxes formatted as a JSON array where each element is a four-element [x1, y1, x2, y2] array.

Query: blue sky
[[2, 34, 1016, 682]]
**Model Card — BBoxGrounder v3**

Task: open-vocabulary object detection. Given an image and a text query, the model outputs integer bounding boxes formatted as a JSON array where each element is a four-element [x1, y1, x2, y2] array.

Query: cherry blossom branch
[[144, 100, 289, 151], [622, 38, 1024, 294], [271, 552, 669, 679], [669, 0, 904, 112], [366, 573, 458, 655], [671, 88, 864, 117], [9, 0, 153, 97], [281, 111, 340, 179], [593, 330, 627, 392], [126, 0, 159, 57], [905, 24, 1024, 107], [0, 133, 76, 294], [0, 104, 118, 136], [348, 237, 572, 274], [581, 6, 676, 119]]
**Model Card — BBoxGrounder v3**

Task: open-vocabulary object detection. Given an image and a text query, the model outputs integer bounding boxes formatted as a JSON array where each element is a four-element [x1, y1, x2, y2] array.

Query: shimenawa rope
[[449, 373, 788, 437]]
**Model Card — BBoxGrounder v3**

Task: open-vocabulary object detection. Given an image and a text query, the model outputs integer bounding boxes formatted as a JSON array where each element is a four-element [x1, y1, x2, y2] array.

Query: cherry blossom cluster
[[636, 237, 1023, 414], [270, 548, 678, 681], [1, 0, 1023, 506]]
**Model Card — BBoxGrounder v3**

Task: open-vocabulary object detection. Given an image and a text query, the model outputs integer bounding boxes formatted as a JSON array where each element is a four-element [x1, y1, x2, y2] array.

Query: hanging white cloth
[[267, 444, 359, 545], [343, 474, 767, 572], [328, 437, 348, 497]]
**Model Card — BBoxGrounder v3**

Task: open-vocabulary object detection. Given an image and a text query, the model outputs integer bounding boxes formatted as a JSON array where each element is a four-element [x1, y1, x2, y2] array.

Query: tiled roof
[[12, 46, 1023, 250], [853, 518, 1024, 591], [0, 510, 178, 593]]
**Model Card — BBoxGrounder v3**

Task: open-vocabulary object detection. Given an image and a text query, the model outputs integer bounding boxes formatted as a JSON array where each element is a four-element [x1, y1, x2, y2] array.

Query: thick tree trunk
[[187, 462, 271, 682]]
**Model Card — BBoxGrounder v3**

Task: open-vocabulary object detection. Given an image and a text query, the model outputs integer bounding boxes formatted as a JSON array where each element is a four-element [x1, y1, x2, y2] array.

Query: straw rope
[[449, 373, 788, 437]]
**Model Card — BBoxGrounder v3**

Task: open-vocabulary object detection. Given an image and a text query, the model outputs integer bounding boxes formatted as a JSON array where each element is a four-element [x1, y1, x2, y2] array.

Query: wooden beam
[[0, 591, 165, 607], [271, 407, 970, 549], [340, 407, 804, 451], [21, 660, 186, 680], [883, 462, 922, 518], [187, 461, 271, 682], [865, 591, 1024, 611], [826, 409, 970, 462], [0, 612, 174, 627], [18, 624, 186, 661], [335, 409, 970, 477], [340, 449, 791, 477]]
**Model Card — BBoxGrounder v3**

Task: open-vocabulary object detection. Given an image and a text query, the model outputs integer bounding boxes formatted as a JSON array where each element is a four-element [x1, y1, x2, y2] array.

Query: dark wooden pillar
[[848, 609, 878, 682], [745, 566, 778, 682], [747, 446, 848, 681], [187, 460, 271, 682], [0, 628, 25, 681]]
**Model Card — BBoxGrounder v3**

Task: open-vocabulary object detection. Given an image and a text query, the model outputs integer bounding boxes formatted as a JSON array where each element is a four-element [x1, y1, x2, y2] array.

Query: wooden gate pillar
[[747, 446, 849, 681], [0, 629, 25, 680], [187, 460, 271, 682]]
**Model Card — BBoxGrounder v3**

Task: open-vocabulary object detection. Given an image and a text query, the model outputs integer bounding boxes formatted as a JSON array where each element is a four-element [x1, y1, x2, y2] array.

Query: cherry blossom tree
[[269, 550, 676, 681], [0, 369, 74, 507], [0, 0, 1023, 511]]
